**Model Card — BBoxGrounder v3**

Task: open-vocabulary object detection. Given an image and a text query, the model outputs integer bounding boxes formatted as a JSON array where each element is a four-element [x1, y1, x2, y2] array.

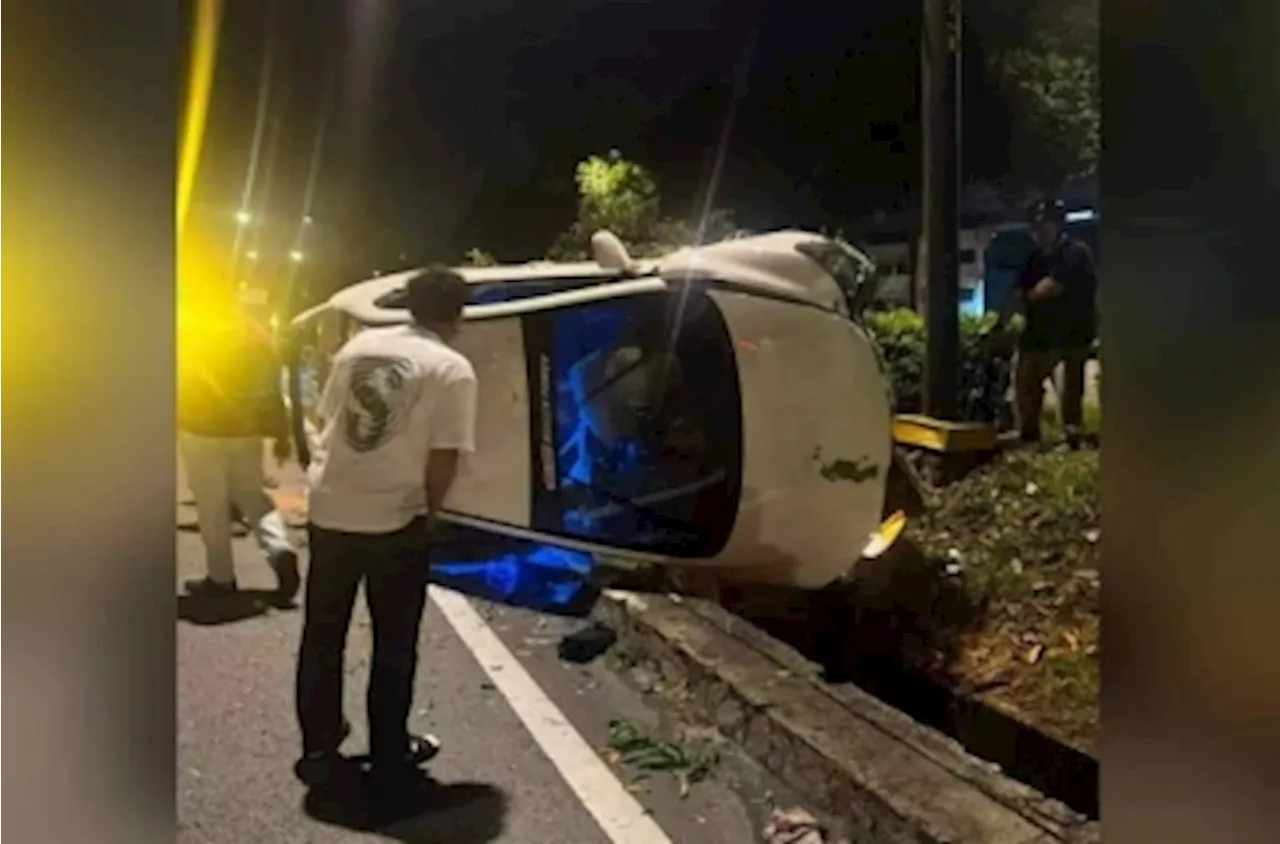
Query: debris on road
[[558, 622, 618, 664], [605, 718, 718, 798], [764, 807, 828, 844]]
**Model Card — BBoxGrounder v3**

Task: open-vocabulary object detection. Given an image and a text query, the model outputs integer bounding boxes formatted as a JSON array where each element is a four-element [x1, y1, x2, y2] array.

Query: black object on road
[[557, 622, 619, 664]]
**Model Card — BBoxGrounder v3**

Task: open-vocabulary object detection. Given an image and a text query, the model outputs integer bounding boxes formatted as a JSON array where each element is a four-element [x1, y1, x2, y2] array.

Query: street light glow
[[289, 249, 305, 263], [303, 214, 314, 225], [235, 210, 252, 226], [245, 249, 259, 260]]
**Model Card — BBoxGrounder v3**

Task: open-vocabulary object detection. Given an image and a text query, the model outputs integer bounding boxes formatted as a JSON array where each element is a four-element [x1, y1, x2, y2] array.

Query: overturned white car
[[288, 230, 905, 598]]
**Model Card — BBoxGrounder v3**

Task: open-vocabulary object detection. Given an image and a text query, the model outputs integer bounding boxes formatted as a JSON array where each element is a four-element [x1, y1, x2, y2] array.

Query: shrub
[[462, 248, 498, 267], [863, 308, 1003, 416], [864, 309, 927, 412]]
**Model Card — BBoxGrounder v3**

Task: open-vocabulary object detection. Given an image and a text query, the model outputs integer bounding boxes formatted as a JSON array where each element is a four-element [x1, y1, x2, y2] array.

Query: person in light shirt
[[293, 267, 477, 790]]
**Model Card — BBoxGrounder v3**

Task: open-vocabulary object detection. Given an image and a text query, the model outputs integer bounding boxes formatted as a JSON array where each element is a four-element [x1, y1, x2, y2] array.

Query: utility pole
[[921, 0, 962, 420]]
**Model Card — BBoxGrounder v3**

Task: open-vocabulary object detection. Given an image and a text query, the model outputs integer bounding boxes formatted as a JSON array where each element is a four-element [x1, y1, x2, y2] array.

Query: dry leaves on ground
[[907, 447, 1101, 754]]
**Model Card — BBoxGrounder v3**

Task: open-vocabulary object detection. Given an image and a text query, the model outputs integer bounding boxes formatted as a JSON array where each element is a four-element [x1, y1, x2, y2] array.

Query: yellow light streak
[[177, 0, 224, 241]]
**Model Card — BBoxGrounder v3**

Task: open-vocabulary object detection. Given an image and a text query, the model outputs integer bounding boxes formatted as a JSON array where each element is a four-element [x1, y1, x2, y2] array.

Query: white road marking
[[430, 587, 675, 844]]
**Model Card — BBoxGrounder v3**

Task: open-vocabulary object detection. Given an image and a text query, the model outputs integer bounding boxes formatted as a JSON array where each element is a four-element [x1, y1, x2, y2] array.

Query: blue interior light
[[432, 538, 599, 617]]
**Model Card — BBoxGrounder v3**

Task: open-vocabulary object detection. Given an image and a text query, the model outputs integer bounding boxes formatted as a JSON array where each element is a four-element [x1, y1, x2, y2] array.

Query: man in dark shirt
[[178, 284, 300, 601], [992, 198, 1099, 447]]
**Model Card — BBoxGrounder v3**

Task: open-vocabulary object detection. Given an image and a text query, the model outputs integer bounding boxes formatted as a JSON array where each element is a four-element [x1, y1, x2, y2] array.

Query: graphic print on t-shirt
[[343, 355, 420, 452]]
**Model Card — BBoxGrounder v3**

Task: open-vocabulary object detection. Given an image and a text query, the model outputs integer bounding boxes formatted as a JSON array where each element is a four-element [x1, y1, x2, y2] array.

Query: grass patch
[[1041, 649, 1101, 713], [1041, 400, 1102, 440], [908, 446, 1101, 754]]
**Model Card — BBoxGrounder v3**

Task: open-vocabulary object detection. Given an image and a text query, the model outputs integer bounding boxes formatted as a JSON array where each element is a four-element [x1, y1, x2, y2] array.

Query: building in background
[[861, 226, 995, 317]]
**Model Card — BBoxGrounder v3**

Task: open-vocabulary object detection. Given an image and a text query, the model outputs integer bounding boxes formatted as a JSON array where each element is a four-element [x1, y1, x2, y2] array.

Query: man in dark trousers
[[294, 267, 477, 790], [991, 198, 1099, 448]]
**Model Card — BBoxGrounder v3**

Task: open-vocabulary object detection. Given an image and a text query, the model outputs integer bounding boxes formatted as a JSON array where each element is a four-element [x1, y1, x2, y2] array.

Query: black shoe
[[269, 549, 301, 604], [369, 733, 441, 775], [1062, 429, 1088, 451], [294, 719, 353, 786], [404, 733, 442, 766], [293, 752, 345, 788], [183, 576, 238, 596]]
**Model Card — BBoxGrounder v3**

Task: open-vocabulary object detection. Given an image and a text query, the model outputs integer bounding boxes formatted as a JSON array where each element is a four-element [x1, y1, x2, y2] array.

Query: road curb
[[593, 589, 1101, 844]]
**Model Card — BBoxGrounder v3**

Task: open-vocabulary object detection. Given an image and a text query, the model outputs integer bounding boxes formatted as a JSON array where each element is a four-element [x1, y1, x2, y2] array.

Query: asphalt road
[[177, 491, 798, 843]]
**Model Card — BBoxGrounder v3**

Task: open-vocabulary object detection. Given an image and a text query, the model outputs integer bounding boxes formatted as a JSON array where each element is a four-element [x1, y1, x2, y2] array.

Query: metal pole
[[921, 0, 962, 419]]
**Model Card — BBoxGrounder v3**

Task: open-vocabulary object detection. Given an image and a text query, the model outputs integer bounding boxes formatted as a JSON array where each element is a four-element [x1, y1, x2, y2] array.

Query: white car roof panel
[[658, 230, 848, 311], [312, 229, 863, 328], [325, 263, 639, 326]]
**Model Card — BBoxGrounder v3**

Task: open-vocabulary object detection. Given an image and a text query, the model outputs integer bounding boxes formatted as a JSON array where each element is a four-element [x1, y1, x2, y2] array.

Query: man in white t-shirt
[[294, 266, 477, 790]]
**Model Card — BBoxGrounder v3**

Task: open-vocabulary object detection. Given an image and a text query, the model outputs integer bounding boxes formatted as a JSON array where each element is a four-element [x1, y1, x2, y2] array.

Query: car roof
[[301, 229, 852, 327], [324, 261, 632, 324], [657, 229, 854, 304]]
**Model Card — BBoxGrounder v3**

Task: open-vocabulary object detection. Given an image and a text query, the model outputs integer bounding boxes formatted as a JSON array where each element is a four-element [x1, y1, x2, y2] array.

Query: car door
[[432, 281, 746, 614]]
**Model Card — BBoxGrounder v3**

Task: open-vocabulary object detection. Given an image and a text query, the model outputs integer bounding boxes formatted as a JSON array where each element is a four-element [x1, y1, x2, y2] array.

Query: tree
[[548, 150, 739, 260], [986, 1, 1099, 192], [549, 150, 660, 259]]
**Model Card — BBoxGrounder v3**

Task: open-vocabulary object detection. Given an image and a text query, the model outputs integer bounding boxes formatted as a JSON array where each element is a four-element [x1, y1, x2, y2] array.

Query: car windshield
[[522, 286, 742, 558]]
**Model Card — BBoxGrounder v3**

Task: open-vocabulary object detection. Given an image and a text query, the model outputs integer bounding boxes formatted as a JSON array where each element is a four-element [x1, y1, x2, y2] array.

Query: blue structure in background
[[959, 283, 986, 319]]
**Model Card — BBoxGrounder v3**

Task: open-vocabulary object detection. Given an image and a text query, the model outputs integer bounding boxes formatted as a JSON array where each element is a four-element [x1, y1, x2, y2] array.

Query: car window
[[522, 286, 743, 558], [795, 238, 877, 314], [373, 276, 614, 310]]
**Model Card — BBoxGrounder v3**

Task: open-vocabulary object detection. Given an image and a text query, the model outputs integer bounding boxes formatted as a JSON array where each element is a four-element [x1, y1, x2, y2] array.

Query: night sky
[[189, 0, 1026, 295]]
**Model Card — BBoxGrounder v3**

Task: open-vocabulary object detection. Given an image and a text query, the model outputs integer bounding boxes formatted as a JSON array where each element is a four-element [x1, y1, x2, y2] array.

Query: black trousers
[[295, 518, 430, 761]]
